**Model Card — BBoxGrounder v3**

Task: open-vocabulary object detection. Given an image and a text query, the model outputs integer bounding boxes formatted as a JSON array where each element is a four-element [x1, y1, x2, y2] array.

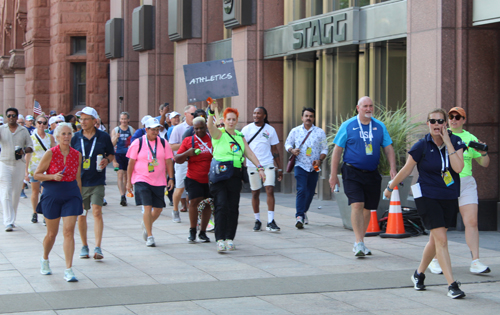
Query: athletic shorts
[[459, 176, 478, 207], [134, 182, 166, 208], [184, 177, 211, 200], [341, 163, 381, 210], [174, 162, 188, 189], [82, 185, 105, 211], [247, 164, 276, 191], [414, 196, 459, 230], [115, 153, 129, 171]]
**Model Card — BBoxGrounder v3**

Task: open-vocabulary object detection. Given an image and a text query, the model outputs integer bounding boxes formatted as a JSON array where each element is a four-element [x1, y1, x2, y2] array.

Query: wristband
[[386, 185, 394, 192], [449, 151, 457, 156], [482, 152, 488, 157], [105, 157, 110, 163], [257, 165, 264, 172], [278, 169, 283, 172], [208, 108, 215, 115]]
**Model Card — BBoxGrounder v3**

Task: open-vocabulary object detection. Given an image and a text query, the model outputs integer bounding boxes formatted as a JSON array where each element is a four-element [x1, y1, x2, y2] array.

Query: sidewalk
[[1, 168, 499, 314]]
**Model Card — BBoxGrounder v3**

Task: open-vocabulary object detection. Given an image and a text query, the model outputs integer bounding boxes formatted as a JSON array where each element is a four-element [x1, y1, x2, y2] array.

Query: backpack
[[137, 136, 165, 154]]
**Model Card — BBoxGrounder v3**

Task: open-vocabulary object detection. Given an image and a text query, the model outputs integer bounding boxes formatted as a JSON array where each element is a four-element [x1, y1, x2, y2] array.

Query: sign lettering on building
[[292, 13, 347, 50]]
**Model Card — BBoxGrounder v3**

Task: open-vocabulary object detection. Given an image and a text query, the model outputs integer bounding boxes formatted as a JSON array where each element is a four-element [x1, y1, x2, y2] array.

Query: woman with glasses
[[384, 109, 467, 299], [26, 113, 55, 223]]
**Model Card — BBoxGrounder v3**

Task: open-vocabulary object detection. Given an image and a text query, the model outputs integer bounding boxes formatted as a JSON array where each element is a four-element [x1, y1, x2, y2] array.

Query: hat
[[75, 107, 98, 118], [448, 107, 466, 118], [49, 110, 57, 116], [26, 115, 34, 121], [48, 116, 59, 125], [141, 115, 153, 125], [144, 118, 161, 129], [56, 114, 65, 122], [169, 111, 181, 119]]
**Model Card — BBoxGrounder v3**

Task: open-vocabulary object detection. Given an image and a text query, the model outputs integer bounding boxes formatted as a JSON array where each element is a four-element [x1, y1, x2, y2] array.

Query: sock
[[268, 211, 274, 223], [254, 213, 260, 221], [42, 257, 49, 262]]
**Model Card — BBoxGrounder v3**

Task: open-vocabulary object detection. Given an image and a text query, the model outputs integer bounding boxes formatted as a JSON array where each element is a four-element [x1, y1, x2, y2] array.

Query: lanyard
[[356, 115, 373, 144], [195, 135, 212, 154], [146, 135, 157, 160], [439, 146, 449, 172], [81, 137, 97, 159]]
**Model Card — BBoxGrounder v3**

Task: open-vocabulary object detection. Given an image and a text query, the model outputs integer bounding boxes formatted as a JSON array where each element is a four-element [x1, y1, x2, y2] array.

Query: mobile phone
[[61, 166, 67, 174], [468, 141, 488, 152], [447, 129, 452, 136]]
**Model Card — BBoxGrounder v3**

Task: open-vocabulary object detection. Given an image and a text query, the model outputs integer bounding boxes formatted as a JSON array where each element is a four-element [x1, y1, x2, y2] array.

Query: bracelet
[[208, 108, 215, 115], [105, 157, 110, 163], [257, 165, 264, 172], [449, 151, 457, 156], [386, 185, 394, 192], [278, 169, 283, 172], [482, 152, 488, 157]]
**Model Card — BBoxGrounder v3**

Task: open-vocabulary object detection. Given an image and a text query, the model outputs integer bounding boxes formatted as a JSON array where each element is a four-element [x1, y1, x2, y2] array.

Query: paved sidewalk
[[1, 168, 499, 314]]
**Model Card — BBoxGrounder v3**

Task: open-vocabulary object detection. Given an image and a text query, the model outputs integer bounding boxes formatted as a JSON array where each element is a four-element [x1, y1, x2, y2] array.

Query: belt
[[344, 162, 373, 173]]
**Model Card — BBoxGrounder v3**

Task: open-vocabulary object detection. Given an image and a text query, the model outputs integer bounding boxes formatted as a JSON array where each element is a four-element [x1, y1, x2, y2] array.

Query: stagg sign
[[292, 13, 347, 50]]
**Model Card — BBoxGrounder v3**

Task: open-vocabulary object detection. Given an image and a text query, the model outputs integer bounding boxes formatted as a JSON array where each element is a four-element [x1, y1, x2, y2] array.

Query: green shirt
[[451, 129, 481, 178], [212, 128, 245, 168]]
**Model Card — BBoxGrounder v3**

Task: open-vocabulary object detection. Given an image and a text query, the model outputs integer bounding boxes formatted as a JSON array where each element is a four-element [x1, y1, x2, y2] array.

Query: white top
[[169, 121, 191, 154], [0, 124, 33, 165], [241, 123, 279, 168]]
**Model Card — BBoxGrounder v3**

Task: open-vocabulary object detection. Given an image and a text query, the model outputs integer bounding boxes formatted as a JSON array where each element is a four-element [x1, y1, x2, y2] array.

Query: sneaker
[[20, 190, 27, 199], [172, 210, 181, 223], [80, 246, 89, 259], [363, 244, 372, 256], [180, 207, 187, 212], [411, 270, 426, 291], [470, 259, 491, 274], [5, 224, 13, 232], [120, 195, 127, 207], [428, 258, 443, 274], [447, 281, 465, 299], [217, 240, 227, 252], [146, 236, 156, 247], [169, 201, 173, 207], [32, 213, 38, 223], [206, 218, 215, 232], [295, 216, 304, 229], [253, 220, 262, 232], [93, 247, 104, 260], [198, 231, 210, 243], [187, 228, 197, 243], [266, 220, 281, 232], [225, 239, 235, 251], [40, 258, 52, 275], [353, 242, 366, 257], [304, 213, 309, 224], [64, 268, 78, 282], [43, 218, 46, 226], [102, 199, 107, 206], [141, 221, 147, 241]]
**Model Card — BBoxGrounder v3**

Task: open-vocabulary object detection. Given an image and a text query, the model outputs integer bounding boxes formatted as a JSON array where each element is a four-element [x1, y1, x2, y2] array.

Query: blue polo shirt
[[409, 133, 467, 200], [71, 128, 115, 187], [131, 128, 146, 144], [333, 116, 392, 171]]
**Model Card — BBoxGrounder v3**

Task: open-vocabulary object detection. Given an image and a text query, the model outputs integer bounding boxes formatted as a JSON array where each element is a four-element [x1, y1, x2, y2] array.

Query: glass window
[[72, 37, 86, 55], [73, 63, 86, 107]]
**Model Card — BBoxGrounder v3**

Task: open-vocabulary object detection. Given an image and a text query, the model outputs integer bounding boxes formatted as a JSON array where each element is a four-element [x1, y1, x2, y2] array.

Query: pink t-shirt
[[126, 135, 174, 186]]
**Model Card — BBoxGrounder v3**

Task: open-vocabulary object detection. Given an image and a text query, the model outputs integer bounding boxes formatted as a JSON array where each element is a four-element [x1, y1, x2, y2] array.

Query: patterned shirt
[[285, 124, 328, 172], [46, 145, 80, 182], [28, 132, 52, 175]]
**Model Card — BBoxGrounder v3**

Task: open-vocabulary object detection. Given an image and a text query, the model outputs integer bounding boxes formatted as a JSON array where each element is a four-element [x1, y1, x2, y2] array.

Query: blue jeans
[[294, 166, 319, 219]]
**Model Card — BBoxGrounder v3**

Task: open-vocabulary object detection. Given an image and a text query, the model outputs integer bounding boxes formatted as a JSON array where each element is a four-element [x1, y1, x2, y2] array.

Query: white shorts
[[247, 164, 276, 191], [459, 176, 478, 207], [175, 162, 188, 189]]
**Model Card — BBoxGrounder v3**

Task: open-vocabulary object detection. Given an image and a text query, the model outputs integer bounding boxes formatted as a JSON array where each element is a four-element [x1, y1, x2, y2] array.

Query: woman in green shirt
[[207, 102, 265, 253]]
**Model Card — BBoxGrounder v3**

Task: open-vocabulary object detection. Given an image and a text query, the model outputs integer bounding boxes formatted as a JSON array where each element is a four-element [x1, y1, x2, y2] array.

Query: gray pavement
[[1, 168, 499, 314]]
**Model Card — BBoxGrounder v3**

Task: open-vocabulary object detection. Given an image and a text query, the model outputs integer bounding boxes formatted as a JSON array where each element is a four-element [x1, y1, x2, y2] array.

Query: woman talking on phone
[[383, 109, 467, 299]]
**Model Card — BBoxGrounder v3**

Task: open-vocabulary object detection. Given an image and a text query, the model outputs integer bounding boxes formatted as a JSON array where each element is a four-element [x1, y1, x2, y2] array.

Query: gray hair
[[54, 122, 74, 139], [184, 105, 196, 113], [120, 112, 130, 119]]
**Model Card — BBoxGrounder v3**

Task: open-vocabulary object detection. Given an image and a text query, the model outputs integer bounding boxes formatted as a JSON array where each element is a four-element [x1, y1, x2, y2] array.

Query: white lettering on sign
[[188, 73, 234, 85]]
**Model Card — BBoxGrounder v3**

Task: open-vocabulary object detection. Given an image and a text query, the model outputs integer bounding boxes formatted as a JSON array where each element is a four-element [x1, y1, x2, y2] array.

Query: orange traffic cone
[[379, 186, 411, 238], [365, 210, 381, 236]]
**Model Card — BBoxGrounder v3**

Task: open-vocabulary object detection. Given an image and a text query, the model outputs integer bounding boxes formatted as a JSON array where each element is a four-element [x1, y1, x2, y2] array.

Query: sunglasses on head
[[428, 119, 445, 124], [449, 114, 463, 120], [7, 114, 17, 118], [37, 120, 48, 125]]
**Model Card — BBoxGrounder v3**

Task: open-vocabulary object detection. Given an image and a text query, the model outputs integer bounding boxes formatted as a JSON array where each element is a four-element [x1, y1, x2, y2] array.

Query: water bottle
[[96, 154, 103, 172]]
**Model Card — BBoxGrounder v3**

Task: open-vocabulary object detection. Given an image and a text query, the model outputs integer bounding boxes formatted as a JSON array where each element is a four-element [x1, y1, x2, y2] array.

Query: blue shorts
[[115, 153, 129, 171], [29, 175, 39, 183], [37, 181, 83, 219]]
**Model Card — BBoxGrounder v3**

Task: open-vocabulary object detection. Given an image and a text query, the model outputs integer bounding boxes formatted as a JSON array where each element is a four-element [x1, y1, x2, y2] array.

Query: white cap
[[48, 116, 61, 125], [26, 115, 34, 121], [144, 118, 161, 129], [169, 111, 181, 119], [141, 115, 153, 125], [18, 114, 25, 120], [56, 114, 65, 122], [75, 107, 98, 118]]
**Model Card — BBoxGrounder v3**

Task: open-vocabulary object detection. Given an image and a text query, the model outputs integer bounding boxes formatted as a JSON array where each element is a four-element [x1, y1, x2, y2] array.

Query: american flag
[[33, 100, 42, 115]]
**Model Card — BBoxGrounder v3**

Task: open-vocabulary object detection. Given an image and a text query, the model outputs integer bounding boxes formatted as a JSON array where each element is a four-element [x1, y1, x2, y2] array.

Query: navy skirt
[[36, 181, 83, 219]]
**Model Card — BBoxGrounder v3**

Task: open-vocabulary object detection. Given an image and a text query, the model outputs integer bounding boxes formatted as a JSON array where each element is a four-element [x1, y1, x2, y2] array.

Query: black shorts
[[341, 163, 382, 210], [414, 196, 459, 230], [115, 153, 129, 170], [185, 177, 211, 199], [134, 182, 166, 208]]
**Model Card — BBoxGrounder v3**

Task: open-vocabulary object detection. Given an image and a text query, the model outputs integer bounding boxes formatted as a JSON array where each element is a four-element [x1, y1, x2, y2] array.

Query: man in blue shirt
[[329, 96, 396, 257], [71, 107, 114, 260], [130, 115, 152, 144]]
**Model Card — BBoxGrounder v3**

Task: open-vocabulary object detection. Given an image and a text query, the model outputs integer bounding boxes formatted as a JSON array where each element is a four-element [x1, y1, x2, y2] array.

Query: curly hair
[[223, 107, 239, 119]]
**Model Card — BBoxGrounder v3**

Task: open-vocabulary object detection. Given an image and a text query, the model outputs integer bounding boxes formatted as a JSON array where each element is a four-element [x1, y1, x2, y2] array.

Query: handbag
[[208, 159, 234, 184], [286, 130, 313, 173]]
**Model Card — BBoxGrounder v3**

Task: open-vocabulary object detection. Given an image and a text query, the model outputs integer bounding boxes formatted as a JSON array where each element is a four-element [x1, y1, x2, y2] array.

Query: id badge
[[83, 159, 90, 170], [365, 144, 373, 155], [148, 162, 155, 173], [442, 170, 454, 187], [306, 147, 312, 156], [152, 158, 159, 166]]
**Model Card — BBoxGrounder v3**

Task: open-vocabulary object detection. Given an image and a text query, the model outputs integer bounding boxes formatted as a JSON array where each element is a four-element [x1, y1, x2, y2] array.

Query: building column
[[0, 77, 4, 113], [9, 49, 26, 116]]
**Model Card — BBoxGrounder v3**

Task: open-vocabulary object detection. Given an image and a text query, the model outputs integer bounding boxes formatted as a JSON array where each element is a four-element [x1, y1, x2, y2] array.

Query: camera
[[468, 141, 488, 152], [118, 96, 124, 101], [14, 146, 23, 160]]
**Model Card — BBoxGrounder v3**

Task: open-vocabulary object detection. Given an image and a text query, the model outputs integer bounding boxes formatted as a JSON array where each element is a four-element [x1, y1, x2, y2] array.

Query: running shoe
[[120, 195, 127, 207], [20, 190, 27, 199], [31, 213, 38, 223], [217, 240, 226, 252], [43, 218, 46, 226], [363, 244, 372, 255], [169, 201, 174, 206], [295, 216, 304, 229], [206, 218, 215, 232], [80, 246, 89, 259], [141, 221, 147, 241], [447, 281, 465, 299], [225, 239, 235, 251], [353, 242, 365, 257], [172, 210, 181, 223], [64, 268, 78, 282], [411, 270, 426, 291], [103, 199, 108, 206], [470, 259, 491, 274], [40, 258, 52, 275], [198, 231, 210, 243], [428, 258, 443, 274], [146, 236, 155, 247], [253, 220, 262, 232], [188, 228, 197, 243], [266, 220, 281, 232], [94, 247, 104, 260], [304, 213, 309, 224], [5, 224, 13, 232]]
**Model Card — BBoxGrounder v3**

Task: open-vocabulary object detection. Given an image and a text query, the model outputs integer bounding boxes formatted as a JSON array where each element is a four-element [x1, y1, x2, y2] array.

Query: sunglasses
[[7, 114, 17, 118], [428, 119, 445, 124], [37, 121, 48, 125], [449, 114, 463, 120]]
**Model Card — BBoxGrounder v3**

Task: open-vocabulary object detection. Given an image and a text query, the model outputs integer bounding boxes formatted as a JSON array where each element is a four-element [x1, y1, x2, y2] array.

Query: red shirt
[[177, 134, 213, 183], [46, 145, 80, 182]]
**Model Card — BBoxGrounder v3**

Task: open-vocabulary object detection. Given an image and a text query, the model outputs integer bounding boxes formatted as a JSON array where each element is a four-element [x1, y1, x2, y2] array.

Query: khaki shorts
[[82, 185, 105, 211], [247, 164, 276, 191], [459, 176, 478, 207]]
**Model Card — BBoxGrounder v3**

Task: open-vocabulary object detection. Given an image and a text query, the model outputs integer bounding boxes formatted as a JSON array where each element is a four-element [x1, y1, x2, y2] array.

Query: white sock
[[268, 211, 274, 223], [42, 257, 49, 262], [254, 213, 260, 221]]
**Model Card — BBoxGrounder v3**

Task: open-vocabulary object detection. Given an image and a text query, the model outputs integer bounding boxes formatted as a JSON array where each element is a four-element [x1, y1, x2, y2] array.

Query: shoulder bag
[[286, 130, 312, 173]]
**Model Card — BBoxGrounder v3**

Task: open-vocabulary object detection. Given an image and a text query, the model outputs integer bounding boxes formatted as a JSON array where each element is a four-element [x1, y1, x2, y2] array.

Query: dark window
[[72, 37, 87, 55], [73, 63, 86, 107]]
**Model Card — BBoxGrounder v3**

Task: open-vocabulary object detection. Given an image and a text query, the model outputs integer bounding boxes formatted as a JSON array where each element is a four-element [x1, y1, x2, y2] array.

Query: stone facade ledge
[[8, 49, 25, 70]]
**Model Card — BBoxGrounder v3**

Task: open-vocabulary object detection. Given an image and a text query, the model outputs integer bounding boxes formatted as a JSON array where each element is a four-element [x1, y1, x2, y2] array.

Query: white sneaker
[[428, 258, 443, 274], [172, 210, 181, 223], [64, 268, 78, 282], [363, 244, 372, 255], [304, 213, 309, 225], [40, 258, 52, 275], [146, 236, 155, 247], [470, 259, 491, 274], [353, 242, 365, 257], [225, 239, 235, 251], [217, 240, 227, 252]]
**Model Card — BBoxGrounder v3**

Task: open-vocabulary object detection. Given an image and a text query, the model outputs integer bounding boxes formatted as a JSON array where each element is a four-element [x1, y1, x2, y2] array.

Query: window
[[72, 37, 87, 55], [73, 63, 86, 107]]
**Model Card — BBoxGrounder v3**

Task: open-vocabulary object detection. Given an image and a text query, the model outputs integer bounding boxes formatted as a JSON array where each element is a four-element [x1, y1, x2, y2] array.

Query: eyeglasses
[[7, 114, 17, 118], [449, 114, 463, 120], [428, 119, 445, 124], [37, 121, 48, 125]]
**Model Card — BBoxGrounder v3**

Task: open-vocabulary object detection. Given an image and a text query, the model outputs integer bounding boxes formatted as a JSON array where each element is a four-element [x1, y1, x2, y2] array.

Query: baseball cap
[[75, 107, 98, 118], [26, 115, 34, 121], [49, 110, 57, 116], [18, 114, 24, 120], [169, 111, 181, 119], [48, 116, 61, 125], [144, 118, 161, 129], [141, 115, 153, 125], [448, 107, 466, 119]]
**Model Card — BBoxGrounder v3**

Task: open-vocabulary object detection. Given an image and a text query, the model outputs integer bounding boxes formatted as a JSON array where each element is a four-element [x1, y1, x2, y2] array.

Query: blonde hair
[[35, 112, 48, 123], [193, 117, 206, 126]]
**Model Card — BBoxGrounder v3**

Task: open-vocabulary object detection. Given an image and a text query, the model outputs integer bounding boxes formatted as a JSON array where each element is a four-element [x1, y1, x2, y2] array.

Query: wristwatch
[[386, 185, 394, 192]]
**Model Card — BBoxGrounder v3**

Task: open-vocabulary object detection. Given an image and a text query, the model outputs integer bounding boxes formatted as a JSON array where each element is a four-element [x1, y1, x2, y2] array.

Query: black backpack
[[137, 136, 165, 154]]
